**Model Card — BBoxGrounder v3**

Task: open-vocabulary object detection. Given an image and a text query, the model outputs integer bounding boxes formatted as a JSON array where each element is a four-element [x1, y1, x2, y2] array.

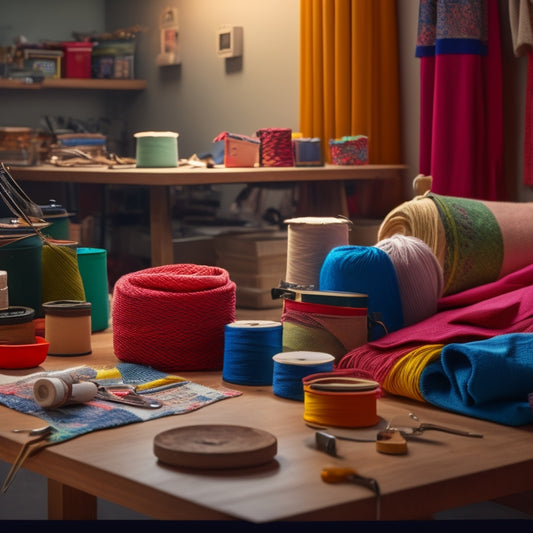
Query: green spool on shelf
[[134, 131, 179, 168]]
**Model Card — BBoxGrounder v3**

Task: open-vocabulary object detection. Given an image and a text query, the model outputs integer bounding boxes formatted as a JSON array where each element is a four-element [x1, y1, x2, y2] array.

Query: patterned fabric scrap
[[0, 363, 242, 444]]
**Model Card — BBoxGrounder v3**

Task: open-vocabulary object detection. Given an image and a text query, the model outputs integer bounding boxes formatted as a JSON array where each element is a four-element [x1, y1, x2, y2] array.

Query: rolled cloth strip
[[378, 193, 533, 296], [112, 264, 236, 372], [319, 245, 404, 340], [375, 234, 443, 326]]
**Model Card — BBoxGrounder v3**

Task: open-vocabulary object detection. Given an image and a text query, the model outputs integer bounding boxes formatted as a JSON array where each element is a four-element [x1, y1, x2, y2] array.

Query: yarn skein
[[112, 264, 236, 372], [285, 217, 351, 289], [375, 234, 443, 326], [319, 245, 404, 340]]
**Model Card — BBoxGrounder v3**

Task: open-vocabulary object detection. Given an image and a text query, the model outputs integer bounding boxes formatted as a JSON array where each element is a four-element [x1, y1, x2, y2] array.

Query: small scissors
[[386, 412, 483, 438], [94, 383, 163, 409]]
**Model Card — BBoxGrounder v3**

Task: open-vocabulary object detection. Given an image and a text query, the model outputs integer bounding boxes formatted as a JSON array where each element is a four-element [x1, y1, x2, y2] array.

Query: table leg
[[48, 478, 97, 520], [149, 185, 174, 266]]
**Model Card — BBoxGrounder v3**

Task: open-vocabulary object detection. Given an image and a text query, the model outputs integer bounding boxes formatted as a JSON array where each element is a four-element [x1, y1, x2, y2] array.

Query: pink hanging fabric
[[525, 53, 533, 185], [417, 0, 504, 200], [509, 0, 533, 185]]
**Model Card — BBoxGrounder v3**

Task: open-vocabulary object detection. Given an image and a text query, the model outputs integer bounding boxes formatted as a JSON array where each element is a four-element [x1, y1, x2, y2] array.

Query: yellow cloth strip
[[383, 344, 444, 402], [95, 367, 186, 390]]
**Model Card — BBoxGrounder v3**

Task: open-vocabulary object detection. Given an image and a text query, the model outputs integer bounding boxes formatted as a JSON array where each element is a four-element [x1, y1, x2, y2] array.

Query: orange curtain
[[299, 0, 401, 165]]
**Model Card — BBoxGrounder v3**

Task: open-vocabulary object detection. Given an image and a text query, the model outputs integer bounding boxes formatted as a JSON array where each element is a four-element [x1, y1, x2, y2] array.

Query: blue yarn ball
[[319, 245, 404, 340]]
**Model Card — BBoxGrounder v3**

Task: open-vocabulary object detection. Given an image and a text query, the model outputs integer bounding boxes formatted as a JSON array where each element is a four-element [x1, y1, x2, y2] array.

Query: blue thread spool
[[222, 320, 282, 386], [272, 351, 335, 401]]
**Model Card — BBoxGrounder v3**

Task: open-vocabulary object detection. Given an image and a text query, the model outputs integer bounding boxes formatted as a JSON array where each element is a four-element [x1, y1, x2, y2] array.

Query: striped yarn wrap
[[375, 234, 443, 327], [112, 264, 236, 372], [378, 193, 533, 296], [256, 128, 294, 167], [281, 298, 368, 363]]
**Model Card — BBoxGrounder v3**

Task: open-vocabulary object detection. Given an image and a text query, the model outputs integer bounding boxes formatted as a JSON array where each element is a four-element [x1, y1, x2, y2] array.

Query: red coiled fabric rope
[[112, 264, 236, 372]]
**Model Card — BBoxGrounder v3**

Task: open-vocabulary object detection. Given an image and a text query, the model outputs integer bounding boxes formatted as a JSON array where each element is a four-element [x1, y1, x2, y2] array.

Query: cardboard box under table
[[214, 231, 287, 309]]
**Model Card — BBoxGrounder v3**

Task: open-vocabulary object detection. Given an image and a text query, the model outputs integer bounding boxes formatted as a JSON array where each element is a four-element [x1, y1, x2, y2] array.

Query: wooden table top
[[0, 324, 532, 522]]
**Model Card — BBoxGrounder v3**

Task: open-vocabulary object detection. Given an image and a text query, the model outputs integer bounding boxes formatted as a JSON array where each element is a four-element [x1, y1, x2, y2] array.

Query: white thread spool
[[284, 217, 351, 288], [33, 377, 98, 408]]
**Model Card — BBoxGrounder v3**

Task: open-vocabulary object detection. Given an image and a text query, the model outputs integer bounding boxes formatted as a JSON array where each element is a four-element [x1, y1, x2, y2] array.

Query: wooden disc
[[153, 425, 278, 469]]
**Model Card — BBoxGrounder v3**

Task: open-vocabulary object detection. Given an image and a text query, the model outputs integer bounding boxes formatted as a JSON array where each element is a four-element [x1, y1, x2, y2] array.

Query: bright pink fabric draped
[[417, 0, 504, 200]]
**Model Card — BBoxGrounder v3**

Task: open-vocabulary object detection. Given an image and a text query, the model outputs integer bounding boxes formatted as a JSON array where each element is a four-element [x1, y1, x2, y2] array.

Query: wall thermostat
[[217, 25, 243, 58]]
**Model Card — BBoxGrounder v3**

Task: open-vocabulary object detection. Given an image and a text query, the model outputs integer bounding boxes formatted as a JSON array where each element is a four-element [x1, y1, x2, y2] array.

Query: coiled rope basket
[[112, 264, 236, 371]]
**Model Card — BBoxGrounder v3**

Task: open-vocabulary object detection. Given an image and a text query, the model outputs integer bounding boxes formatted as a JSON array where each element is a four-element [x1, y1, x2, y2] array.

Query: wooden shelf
[[0, 78, 146, 90]]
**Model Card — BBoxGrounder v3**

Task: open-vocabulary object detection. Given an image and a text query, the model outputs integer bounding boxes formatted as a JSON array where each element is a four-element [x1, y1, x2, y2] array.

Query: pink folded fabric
[[337, 263, 533, 384]]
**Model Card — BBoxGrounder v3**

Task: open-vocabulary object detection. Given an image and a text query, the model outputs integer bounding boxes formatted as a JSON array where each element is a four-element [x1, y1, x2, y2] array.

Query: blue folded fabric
[[419, 333, 533, 426]]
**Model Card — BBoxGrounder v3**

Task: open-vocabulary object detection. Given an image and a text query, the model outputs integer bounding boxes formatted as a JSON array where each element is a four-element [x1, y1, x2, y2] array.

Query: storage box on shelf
[[92, 40, 136, 79]]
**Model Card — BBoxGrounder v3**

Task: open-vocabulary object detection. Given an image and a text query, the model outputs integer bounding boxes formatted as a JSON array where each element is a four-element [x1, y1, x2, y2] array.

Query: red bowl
[[0, 336, 49, 369]]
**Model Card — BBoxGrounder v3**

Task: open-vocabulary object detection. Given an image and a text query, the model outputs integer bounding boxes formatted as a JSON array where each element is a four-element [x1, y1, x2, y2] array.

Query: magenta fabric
[[417, 0, 503, 200], [525, 52, 533, 185], [337, 263, 533, 383]]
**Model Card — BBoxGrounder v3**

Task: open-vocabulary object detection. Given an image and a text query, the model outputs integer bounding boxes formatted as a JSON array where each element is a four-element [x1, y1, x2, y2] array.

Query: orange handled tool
[[321, 466, 381, 520]]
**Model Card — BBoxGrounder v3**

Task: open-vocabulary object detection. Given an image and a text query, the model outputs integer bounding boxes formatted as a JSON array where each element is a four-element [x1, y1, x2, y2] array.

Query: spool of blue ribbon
[[272, 351, 335, 401], [222, 320, 282, 386]]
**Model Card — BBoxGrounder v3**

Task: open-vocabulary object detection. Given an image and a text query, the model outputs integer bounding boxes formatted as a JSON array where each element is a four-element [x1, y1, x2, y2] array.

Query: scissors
[[386, 412, 483, 439], [94, 384, 163, 409]]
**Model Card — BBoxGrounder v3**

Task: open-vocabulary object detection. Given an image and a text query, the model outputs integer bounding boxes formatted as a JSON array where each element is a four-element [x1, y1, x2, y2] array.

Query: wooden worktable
[[11, 164, 406, 266], [0, 316, 532, 522]]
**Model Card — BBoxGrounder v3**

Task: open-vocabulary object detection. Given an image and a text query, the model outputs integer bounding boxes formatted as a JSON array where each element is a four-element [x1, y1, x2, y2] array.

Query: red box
[[61, 42, 94, 78]]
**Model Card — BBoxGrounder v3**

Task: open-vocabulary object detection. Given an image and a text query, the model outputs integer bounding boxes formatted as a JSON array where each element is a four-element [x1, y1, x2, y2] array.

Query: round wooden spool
[[153, 424, 278, 469]]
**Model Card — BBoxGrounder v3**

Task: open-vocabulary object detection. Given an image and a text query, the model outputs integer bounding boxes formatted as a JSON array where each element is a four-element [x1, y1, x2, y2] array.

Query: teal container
[[77, 247, 110, 332], [0, 235, 43, 313], [40, 200, 71, 241]]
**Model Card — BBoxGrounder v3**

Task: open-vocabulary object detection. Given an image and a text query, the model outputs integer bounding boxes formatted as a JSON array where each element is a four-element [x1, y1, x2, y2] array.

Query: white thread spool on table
[[284, 217, 351, 288]]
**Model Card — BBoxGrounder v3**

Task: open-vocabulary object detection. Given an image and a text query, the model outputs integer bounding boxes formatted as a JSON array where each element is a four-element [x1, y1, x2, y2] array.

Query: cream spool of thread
[[0, 306, 35, 345], [33, 377, 98, 409], [43, 300, 92, 356], [134, 131, 179, 168], [284, 217, 351, 288], [0, 270, 8, 310]]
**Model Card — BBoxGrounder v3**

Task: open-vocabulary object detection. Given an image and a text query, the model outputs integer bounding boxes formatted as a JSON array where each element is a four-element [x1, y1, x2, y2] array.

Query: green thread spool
[[77, 247, 109, 332], [134, 131, 179, 168]]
